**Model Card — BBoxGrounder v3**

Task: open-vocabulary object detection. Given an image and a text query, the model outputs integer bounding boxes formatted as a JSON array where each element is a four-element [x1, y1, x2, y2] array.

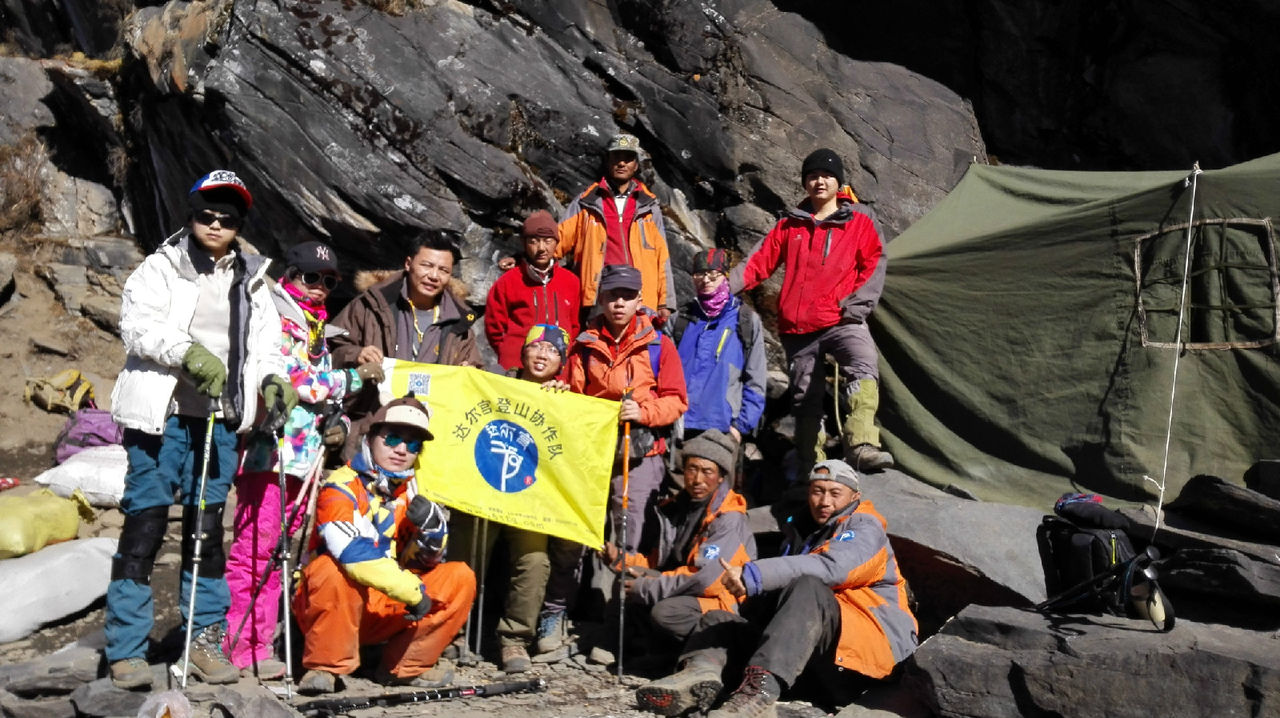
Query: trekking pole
[[827, 355, 845, 448], [274, 428, 295, 699], [616, 388, 632, 681], [295, 676, 548, 717], [179, 406, 217, 689], [472, 517, 489, 656]]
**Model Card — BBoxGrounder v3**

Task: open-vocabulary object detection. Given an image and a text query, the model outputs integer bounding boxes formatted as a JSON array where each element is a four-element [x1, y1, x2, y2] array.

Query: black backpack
[[1036, 493, 1136, 614]]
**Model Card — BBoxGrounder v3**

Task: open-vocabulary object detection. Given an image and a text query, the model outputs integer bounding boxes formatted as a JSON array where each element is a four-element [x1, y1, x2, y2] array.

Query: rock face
[[905, 604, 1280, 718], [118, 0, 984, 310]]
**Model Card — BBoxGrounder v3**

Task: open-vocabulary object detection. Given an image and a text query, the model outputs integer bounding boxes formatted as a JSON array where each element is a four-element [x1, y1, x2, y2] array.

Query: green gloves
[[261, 375, 299, 429], [182, 343, 227, 398]]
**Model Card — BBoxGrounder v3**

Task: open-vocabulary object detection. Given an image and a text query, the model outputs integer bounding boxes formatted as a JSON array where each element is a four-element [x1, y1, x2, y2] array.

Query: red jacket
[[568, 312, 687, 456], [732, 188, 886, 335], [484, 260, 581, 371]]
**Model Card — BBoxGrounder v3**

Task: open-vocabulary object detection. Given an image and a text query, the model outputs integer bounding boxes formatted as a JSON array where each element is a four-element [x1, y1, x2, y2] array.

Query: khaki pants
[[449, 512, 550, 647]]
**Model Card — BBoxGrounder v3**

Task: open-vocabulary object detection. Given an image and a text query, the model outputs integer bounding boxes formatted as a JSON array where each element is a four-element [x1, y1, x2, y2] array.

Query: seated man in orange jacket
[[624, 429, 757, 650], [293, 396, 476, 694], [636, 459, 917, 717]]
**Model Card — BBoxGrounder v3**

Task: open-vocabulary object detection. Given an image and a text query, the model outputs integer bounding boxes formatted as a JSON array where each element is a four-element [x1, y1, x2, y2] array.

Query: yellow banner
[[382, 360, 618, 547]]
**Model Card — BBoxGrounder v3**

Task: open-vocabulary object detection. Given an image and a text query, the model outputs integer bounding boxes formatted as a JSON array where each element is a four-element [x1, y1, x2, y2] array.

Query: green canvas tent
[[876, 153, 1280, 508]]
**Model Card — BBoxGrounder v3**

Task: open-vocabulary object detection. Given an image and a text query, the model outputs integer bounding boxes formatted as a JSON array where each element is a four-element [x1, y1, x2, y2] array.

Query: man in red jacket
[[731, 149, 893, 475], [485, 211, 581, 371]]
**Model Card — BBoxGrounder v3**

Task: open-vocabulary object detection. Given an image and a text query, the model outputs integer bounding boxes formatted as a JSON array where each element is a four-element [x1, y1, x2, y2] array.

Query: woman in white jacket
[[105, 170, 294, 690]]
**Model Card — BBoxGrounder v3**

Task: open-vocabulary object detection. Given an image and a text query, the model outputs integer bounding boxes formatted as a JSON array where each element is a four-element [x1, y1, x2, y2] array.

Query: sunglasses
[[193, 209, 242, 230], [382, 432, 424, 453], [300, 271, 340, 290]]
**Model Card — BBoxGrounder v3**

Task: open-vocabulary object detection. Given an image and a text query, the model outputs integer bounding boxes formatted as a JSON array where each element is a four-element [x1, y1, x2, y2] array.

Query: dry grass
[[361, 0, 427, 15], [0, 134, 47, 234]]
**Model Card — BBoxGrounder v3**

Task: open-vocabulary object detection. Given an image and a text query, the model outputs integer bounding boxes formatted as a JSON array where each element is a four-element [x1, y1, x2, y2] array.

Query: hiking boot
[[185, 624, 240, 684], [534, 609, 570, 654], [635, 658, 723, 716], [501, 644, 532, 673], [109, 657, 154, 690], [846, 442, 894, 473], [297, 669, 337, 695], [376, 658, 455, 688], [707, 665, 780, 718], [243, 657, 287, 680]]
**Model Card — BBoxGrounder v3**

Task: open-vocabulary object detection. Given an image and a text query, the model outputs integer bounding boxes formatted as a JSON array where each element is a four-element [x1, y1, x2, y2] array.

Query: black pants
[[679, 575, 841, 688]]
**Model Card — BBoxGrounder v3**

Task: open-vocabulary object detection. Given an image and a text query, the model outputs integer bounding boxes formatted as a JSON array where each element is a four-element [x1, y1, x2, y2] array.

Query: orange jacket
[[751, 499, 917, 678], [567, 313, 687, 456], [557, 180, 674, 311], [631, 482, 757, 613]]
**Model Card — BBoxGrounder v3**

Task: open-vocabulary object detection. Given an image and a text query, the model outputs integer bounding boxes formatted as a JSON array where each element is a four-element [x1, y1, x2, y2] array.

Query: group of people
[[101, 135, 916, 717]]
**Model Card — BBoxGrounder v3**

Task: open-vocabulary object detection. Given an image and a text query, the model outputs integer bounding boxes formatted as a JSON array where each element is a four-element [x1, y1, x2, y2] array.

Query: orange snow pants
[[293, 554, 476, 678]]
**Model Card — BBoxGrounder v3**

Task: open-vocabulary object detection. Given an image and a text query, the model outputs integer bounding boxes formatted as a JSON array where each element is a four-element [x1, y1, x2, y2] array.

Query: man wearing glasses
[[223, 241, 385, 677], [105, 170, 295, 688], [293, 395, 476, 694], [668, 249, 767, 488], [331, 230, 483, 460]]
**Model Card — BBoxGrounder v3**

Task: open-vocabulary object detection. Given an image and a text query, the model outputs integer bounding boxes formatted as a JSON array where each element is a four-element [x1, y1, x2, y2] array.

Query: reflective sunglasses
[[300, 271, 340, 290], [382, 432, 424, 453], [193, 209, 242, 230]]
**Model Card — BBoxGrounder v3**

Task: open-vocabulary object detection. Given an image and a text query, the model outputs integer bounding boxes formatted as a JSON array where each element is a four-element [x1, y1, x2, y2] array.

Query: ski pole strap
[[295, 677, 548, 716]]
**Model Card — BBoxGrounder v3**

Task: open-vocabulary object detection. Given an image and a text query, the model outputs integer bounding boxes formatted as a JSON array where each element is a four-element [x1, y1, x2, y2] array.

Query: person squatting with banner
[[730, 149, 894, 477], [223, 241, 385, 677], [445, 324, 575, 674], [292, 395, 476, 694], [330, 230, 483, 461], [485, 211, 581, 372], [623, 429, 757, 653], [636, 460, 917, 718], [105, 170, 294, 689]]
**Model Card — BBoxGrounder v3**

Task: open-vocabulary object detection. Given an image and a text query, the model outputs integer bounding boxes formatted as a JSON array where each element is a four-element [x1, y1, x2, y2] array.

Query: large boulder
[[1120, 504, 1280, 628], [119, 0, 985, 311], [904, 604, 1280, 718]]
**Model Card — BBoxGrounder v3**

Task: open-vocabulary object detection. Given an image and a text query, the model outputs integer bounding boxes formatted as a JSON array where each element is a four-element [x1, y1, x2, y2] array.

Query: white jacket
[[110, 231, 283, 435]]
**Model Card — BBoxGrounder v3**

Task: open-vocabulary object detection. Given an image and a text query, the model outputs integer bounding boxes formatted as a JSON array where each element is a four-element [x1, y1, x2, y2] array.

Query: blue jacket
[[675, 297, 767, 435]]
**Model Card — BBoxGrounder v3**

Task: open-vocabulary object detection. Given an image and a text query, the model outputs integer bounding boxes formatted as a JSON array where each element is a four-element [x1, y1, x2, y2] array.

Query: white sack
[[0, 537, 116, 643], [34, 444, 128, 507]]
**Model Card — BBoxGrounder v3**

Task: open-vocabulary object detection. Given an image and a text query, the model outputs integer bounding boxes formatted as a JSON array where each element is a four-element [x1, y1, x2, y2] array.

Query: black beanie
[[800, 148, 844, 187]]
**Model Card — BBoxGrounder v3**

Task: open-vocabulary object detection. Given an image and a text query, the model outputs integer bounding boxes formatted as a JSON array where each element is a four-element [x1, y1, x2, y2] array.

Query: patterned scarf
[[281, 279, 328, 357], [697, 280, 731, 318]]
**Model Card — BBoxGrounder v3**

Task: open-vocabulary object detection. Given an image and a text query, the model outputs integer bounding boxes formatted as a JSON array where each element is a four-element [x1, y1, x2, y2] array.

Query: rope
[[1146, 161, 1202, 540]]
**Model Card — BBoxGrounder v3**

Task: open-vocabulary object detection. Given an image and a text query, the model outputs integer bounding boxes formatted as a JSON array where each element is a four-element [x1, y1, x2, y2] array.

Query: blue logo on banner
[[474, 419, 538, 493]]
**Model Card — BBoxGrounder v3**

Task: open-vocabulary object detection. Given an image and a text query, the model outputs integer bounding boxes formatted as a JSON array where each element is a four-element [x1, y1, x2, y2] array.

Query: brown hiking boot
[[184, 624, 239, 684], [297, 669, 337, 694], [109, 657, 153, 690], [635, 658, 723, 716], [376, 658, 455, 688], [846, 442, 894, 472], [501, 644, 533, 673], [707, 665, 780, 718]]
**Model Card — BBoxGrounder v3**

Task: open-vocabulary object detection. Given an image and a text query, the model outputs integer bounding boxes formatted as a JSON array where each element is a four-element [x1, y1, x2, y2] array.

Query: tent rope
[[1146, 161, 1202, 539]]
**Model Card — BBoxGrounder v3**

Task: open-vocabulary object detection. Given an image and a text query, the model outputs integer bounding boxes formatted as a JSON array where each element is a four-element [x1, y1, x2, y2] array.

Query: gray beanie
[[808, 459, 860, 492], [680, 429, 737, 477]]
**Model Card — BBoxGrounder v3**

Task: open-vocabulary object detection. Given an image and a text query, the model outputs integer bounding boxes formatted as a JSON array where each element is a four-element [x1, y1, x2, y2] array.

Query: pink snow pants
[[223, 469, 307, 668]]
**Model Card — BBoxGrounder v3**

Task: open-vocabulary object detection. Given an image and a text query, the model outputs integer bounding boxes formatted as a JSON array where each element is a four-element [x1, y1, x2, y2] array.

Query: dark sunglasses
[[300, 271, 340, 290], [193, 209, 242, 230], [382, 432, 424, 453]]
